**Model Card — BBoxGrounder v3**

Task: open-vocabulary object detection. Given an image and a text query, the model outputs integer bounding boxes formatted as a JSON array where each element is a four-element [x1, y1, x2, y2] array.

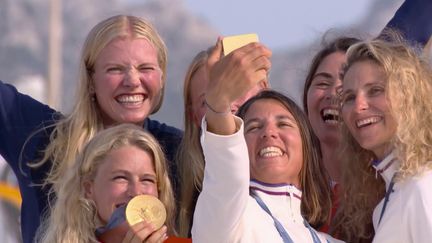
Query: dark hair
[[303, 37, 360, 114], [237, 90, 332, 227]]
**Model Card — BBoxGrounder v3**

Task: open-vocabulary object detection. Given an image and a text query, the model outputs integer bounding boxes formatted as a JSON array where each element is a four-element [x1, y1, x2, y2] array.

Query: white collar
[[372, 152, 400, 188], [250, 180, 304, 223], [249, 179, 302, 199]]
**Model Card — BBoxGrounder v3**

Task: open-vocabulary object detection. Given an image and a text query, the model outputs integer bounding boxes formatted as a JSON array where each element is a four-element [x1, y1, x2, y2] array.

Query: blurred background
[[0, 0, 405, 242]]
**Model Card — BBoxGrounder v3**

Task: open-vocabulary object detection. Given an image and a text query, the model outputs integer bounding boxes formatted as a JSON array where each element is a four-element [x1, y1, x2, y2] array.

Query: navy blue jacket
[[0, 80, 182, 243]]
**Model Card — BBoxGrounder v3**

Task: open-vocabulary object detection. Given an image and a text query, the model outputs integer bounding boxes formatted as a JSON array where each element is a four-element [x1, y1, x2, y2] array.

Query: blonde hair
[[176, 50, 208, 236], [333, 31, 432, 241], [32, 15, 168, 194], [36, 124, 176, 243]]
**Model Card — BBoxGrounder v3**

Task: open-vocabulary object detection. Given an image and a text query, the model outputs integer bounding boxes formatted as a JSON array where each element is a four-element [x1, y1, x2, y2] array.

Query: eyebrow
[[277, 115, 297, 125], [312, 72, 333, 80], [343, 80, 385, 92], [102, 62, 158, 69], [245, 115, 296, 127], [111, 169, 156, 177], [141, 174, 157, 179]]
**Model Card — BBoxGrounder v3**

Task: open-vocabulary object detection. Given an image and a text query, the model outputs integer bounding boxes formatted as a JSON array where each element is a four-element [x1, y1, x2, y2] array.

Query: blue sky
[[182, 0, 399, 50]]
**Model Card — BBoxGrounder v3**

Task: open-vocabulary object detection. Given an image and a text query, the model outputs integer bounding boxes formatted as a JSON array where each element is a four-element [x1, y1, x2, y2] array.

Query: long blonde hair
[[36, 124, 176, 243], [32, 15, 168, 194], [176, 50, 208, 236], [333, 31, 432, 241]]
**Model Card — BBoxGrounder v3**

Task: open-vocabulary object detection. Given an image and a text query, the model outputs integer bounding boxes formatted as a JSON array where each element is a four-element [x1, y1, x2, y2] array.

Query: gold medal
[[125, 195, 166, 229]]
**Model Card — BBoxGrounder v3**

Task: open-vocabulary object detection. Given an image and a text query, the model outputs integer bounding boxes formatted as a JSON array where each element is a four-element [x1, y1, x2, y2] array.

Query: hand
[[205, 37, 272, 113], [122, 221, 168, 243]]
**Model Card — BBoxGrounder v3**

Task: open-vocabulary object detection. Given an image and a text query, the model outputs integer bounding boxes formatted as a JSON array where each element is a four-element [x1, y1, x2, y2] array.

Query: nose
[[123, 68, 141, 87], [261, 123, 277, 139], [354, 94, 369, 111], [127, 181, 143, 198], [325, 84, 342, 106]]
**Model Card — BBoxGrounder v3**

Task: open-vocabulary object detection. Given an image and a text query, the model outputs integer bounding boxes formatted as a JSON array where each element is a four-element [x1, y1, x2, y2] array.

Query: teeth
[[322, 109, 339, 122], [325, 120, 339, 125], [117, 94, 144, 103], [259, 146, 283, 157], [323, 109, 339, 116], [356, 117, 381, 128]]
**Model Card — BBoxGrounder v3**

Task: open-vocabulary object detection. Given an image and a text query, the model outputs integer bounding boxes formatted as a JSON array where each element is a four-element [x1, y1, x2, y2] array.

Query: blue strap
[[95, 205, 126, 237], [250, 190, 323, 243], [304, 219, 330, 243], [378, 175, 396, 225]]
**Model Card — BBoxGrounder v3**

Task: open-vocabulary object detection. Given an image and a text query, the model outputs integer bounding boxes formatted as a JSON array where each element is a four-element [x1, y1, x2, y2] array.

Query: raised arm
[[204, 37, 271, 135], [0, 80, 57, 178], [191, 38, 271, 243]]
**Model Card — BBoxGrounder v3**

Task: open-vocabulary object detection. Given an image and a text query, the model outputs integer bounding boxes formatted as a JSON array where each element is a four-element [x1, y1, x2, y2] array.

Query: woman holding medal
[[36, 124, 176, 243], [0, 14, 182, 243], [191, 38, 340, 242], [333, 35, 432, 242]]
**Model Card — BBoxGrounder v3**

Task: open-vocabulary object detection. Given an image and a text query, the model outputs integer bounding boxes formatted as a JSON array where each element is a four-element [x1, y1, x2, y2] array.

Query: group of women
[[1, 0, 432, 242]]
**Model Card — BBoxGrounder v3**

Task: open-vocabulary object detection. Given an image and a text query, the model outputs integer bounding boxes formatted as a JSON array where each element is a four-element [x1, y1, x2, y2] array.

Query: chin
[[121, 114, 148, 124]]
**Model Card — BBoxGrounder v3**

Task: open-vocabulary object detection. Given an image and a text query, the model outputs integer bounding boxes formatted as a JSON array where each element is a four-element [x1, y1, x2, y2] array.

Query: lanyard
[[95, 205, 126, 237], [378, 174, 396, 225], [250, 190, 324, 243]]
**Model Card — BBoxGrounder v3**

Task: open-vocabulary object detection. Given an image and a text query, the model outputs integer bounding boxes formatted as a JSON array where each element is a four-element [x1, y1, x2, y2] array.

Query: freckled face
[[85, 145, 158, 224], [341, 60, 397, 160], [244, 99, 303, 186], [92, 37, 163, 127]]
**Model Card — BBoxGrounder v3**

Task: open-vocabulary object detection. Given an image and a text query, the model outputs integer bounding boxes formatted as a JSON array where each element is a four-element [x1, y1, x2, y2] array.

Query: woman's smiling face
[[341, 60, 397, 160], [243, 99, 303, 186], [84, 145, 158, 224], [92, 37, 163, 127]]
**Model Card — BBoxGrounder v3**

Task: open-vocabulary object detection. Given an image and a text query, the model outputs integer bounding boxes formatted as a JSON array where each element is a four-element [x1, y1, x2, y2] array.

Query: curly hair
[[332, 31, 432, 241], [36, 124, 176, 243]]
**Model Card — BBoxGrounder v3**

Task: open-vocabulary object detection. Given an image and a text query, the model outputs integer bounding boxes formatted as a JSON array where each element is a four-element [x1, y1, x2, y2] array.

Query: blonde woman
[[0, 15, 181, 243], [36, 124, 175, 243], [176, 50, 208, 237], [334, 34, 432, 242]]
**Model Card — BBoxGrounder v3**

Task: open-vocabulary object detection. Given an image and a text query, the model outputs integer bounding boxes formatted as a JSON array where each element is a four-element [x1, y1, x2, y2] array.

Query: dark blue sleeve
[[0, 80, 60, 243], [385, 0, 432, 46], [145, 118, 183, 200], [0, 80, 57, 178]]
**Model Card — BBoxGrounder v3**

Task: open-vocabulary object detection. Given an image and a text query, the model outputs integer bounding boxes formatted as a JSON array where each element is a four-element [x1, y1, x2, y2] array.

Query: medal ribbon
[[250, 190, 326, 243], [378, 174, 396, 225], [95, 205, 126, 237]]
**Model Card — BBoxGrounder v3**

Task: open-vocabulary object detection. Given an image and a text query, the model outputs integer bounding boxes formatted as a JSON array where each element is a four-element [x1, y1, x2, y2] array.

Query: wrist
[[205, 99, 231, 115]]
